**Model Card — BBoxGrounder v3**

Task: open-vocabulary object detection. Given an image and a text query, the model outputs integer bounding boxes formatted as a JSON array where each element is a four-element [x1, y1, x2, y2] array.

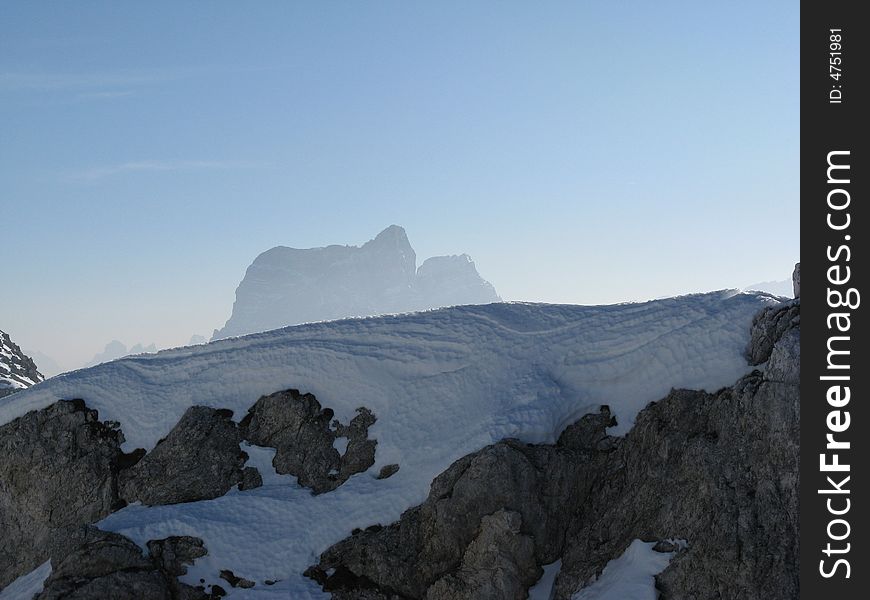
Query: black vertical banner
[[801, 0, 868, 598]]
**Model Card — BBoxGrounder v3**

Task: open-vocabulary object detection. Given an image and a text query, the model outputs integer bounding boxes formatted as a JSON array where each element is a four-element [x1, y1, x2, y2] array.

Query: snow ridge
[[0, 291, 777, 597]]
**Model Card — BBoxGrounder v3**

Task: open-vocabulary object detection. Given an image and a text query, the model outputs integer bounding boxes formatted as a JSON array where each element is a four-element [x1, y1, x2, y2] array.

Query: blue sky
[[1, 1, 799, 369]]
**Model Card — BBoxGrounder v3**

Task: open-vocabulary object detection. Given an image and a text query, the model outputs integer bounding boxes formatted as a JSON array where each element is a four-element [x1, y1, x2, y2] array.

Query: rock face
[[0, 329, 44, 398], [0, 400, 256, 587], [793, 262, 800, 298], [120, 406, 256, 506], [212, 225, 500, 340], [0, 387, 370, 590], [0, 400, 132, 588], [746, 300, 800, 366], [425, 510, 539, 600], [239, 389, 377, 494], [36, 527, 215, 600], [309, 301, 799, 600]]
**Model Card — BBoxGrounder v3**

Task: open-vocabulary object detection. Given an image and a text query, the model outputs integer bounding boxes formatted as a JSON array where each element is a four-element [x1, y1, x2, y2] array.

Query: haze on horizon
[[0, 1, 798, 371]]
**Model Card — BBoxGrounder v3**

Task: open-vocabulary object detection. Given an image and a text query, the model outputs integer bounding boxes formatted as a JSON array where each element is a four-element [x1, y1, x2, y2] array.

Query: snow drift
[[0, 291, 777, 598]]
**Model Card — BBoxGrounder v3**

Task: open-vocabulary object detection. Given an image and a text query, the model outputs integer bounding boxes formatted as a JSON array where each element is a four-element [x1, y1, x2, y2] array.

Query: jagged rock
[[219, 569, 255, 589], [0, 329, 44, 398], [765, 326, 800, 385], [310, 307, 799, 600], [239, 466, 264, 490], [793, 262, 800, 298], [377, 464, 400, 480], [746, 300, 800, 365], [147, 536, 208, 577], [239, 389, 377, 494], [425, 510, 539, 600], [333, 407, 378, 482], [36, 527, 213, 600], [313, 408, 615, 598], [0, 400, 136, 588], [120, 406, 251, 505], [555, 404, 617, 450]]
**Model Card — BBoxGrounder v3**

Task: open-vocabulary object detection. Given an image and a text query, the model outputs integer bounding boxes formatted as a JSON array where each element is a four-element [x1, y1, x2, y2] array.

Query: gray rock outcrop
[[0, 387, 365, 589], [424, 510, 539, 600], [308, 409, 617, 598], [746, 300, 800, 366], [239, 389, 377, 494], [309, 300, 799, 600], [0, 399, 135, 588], [793, 262, 800, 298], [119, 406, 256, 506], [36, 527, 216, 600]]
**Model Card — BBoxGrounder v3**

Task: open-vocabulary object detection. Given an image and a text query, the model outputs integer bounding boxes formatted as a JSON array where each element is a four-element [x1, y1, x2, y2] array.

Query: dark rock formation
[[377, 464, 400, 480], [213, 225, 499, 340], [746, 300, 800, 366], [425, 510, 539, 600], [0, 329, 44, 398], [0, 400, 134, 588], [239, 466, 264, 491], [239, 389, 377, 494], [309, 301, 799, 600], [793, 262, 800, 298], [120, 406, 255, 506], [36, 527, 216, 600], [219, 569, 255, 589], [309, 408, 615, 599], [147, 536, 208, 577]]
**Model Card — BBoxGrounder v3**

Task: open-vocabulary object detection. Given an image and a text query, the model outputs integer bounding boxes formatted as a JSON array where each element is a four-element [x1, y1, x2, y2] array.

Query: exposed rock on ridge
[[36, 527, 217, 600], [239, 389, 377, 494], [309, 300, 800, 600], [120, 406, 256, 506], [0, 390, 377, 590], [0, 400, 131, 589]]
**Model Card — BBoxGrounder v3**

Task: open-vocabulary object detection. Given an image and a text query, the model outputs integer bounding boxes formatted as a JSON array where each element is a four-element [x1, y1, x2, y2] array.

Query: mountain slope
[[0, 291, 777, 598], [213, 225, 499, 340], [0, 330, 43, 398]]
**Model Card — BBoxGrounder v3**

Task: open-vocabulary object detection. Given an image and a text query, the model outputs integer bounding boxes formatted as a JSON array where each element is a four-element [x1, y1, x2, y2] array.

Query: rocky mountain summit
[[212, 225, 500, 339], [0, 329, 43, 399]]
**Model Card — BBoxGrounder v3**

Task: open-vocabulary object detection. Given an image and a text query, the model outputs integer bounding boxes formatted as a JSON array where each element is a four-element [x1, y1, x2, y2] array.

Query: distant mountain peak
[[371, 224, 409, 243], [213, 226, 500, 339]]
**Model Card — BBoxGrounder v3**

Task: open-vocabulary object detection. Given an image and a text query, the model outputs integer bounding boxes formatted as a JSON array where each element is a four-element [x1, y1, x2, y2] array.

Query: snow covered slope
[[0, 330, 43, 399], [0, 291, 776, 598]]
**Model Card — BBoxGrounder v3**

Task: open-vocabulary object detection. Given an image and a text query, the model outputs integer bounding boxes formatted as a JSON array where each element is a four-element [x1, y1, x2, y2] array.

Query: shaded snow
[[241, 442, 302, 487], [0, 292, 776, 597], [332, 436, 349, 457], [572, 540, 674, 600], [528, 559, 561, 600], [0, 561, 51, 600]]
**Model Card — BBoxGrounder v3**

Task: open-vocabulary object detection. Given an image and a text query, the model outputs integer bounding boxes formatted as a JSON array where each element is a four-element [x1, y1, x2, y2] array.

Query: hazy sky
[[1, 1, 798, 370]]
